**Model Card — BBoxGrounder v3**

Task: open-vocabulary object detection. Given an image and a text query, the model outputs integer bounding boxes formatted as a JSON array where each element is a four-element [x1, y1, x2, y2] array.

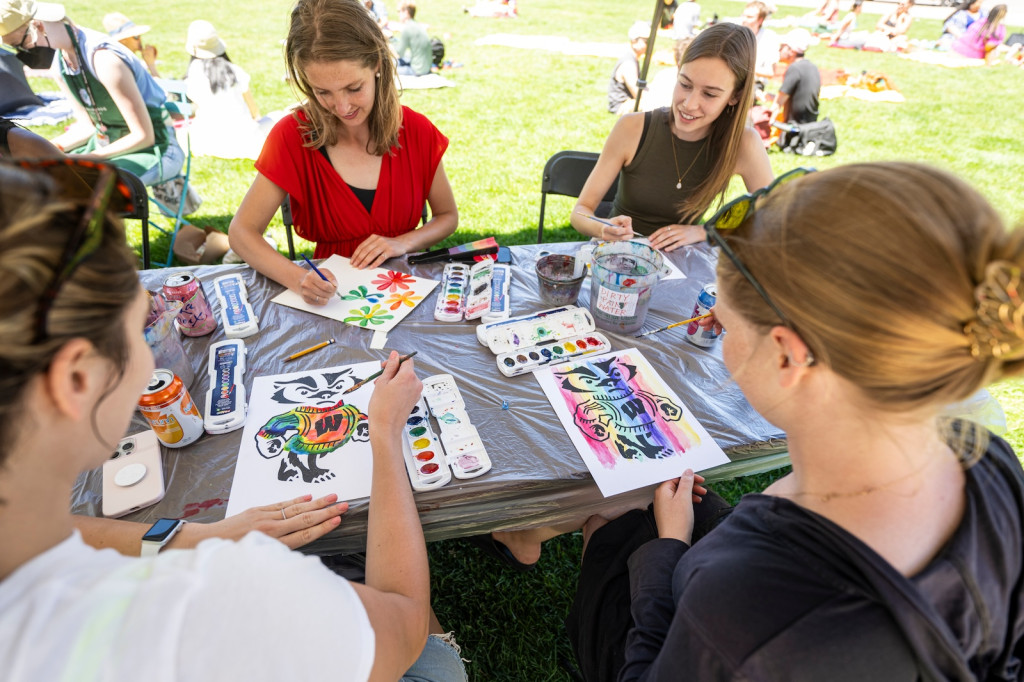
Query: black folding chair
[[537, 150, 618, 244], [117, 169, 152, 270]]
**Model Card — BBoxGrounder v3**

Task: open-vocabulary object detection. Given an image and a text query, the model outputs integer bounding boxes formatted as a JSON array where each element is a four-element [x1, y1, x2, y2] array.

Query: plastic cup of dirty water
[[536, 254, 586, 306]]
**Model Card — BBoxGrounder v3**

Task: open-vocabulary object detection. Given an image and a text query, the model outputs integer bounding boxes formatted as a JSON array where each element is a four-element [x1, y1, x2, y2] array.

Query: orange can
[[138, 369, 204, 448]]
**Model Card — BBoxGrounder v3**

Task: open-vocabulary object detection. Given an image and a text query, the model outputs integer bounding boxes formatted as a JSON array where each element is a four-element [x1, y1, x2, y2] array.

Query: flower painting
[[385, 291, 423, 310], [372, 271, 416, 293], [271, 255, 439, 333], [344, 304, 394, 327]]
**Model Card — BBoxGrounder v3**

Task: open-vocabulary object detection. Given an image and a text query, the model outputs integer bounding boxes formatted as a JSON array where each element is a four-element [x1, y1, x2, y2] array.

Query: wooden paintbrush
[[634, 313, 713, 338], [342, 351, 418, 394]]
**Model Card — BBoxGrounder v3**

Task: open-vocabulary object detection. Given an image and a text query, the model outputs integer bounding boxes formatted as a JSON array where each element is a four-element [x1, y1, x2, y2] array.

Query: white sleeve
[[170, 533, 375, 681]]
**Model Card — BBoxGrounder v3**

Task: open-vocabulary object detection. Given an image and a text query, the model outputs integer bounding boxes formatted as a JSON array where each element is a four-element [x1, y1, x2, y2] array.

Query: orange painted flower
[[385, 290, 423, 310]]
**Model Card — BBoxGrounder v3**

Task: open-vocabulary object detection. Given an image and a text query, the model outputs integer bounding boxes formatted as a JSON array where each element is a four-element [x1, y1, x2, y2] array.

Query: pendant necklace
[[670, 131, 709, 190]]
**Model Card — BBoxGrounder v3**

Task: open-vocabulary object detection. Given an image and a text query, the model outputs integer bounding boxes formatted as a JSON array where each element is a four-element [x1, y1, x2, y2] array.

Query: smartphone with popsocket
[[102, 430, 166, 518]]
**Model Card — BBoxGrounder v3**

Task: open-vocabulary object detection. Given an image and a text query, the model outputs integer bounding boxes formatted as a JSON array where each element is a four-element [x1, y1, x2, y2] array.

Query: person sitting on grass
[[938, 0, 983, 49], [573, 23, 772, 252], [828, 0, 864, 46], [868, 0, 914, 51], [607, 21, 650, 116], [769, 29, 820, 146], [393, 1, 433, 76], [568, 162, 1024, 682], [952, 4, 1007, 60], [229, 0, 458, 305], [0, 159, 467, 682]]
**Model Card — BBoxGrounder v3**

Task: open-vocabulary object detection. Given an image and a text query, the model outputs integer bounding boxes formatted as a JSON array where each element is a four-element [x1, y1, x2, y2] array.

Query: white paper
[[225, 361, 380, 517], [535, 348, 728, 497], [272, 254, 439, 333], [626, 237, 686, 281], [370, 330, 388, 349]]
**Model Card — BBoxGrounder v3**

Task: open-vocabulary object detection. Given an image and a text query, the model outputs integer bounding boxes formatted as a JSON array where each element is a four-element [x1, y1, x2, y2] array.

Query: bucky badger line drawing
[[255, 369, 370, 483], [553, 354, 699, 468]]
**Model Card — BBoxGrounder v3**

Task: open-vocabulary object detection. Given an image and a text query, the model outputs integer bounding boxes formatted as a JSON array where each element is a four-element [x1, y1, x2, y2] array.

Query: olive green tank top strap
[[611, 107, 714, 236]]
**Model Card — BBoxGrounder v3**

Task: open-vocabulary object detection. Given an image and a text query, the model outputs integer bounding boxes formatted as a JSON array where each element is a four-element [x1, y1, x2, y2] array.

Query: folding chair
[[116, 168, 152, 269], [537, 150, 618, 244], [280, 196, 429, 260], [145, 78, 198, 267]]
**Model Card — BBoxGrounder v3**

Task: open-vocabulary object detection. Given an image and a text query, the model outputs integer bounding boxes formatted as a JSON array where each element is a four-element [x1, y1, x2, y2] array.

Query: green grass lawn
[[33, 1, 1024, 678]]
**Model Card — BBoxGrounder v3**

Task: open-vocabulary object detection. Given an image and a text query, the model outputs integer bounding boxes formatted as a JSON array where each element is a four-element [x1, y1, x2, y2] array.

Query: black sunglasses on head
[[702, 167, 817, 357]]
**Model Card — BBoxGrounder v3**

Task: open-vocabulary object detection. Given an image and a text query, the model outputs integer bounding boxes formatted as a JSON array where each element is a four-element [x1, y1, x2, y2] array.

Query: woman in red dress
[[229, 0, 458, 304]]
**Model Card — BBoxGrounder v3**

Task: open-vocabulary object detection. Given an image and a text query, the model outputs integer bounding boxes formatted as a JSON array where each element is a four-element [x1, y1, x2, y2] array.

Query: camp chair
[[537, 150, 618, 244], [116, 168, 152, 269], [280, 196, 429, 260], [145, 78, 198, 267]]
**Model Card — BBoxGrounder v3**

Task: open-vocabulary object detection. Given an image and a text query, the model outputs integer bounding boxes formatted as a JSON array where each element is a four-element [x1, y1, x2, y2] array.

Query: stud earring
[[375, 72, 381, 78]]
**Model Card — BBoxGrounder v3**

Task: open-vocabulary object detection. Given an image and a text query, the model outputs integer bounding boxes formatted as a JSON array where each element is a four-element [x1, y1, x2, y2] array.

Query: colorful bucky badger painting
[[536, 349, 728, 497], [225, 362, 380, 517]]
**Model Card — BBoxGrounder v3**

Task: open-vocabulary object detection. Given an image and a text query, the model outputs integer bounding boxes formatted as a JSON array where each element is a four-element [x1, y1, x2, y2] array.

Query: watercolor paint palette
[[421, 374, 492, 479], [476, 305, 595, 354], [495, 332, 612, 377], [433, 260, 494, 322], [403, 399, 452, 491]]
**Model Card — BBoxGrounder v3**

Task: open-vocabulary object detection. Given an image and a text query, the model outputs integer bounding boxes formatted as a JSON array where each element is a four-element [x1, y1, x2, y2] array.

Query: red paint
[[181, 497, 228, 518]]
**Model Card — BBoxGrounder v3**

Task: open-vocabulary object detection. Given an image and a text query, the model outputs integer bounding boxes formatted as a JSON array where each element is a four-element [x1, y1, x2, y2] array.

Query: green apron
[[60, 25, 171, 180]]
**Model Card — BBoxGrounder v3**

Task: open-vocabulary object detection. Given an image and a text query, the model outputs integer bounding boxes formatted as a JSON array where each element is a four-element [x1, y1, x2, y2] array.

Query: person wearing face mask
[[0, 0, 183, 186]]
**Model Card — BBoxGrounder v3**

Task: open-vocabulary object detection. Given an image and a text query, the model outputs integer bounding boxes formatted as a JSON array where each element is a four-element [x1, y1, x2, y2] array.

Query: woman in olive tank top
[[571, 23, 773, 253]]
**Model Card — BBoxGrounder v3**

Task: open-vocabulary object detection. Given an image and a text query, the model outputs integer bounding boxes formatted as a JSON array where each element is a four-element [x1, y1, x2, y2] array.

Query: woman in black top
[[571, 163, 1024, 681]]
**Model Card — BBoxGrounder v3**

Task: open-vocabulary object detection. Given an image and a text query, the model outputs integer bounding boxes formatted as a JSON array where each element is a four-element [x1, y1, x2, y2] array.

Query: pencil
[[634, 312, 713, 338], [343, 351, 418, 394], [283, 338, 336, 362], [302, 255, 343, 302]]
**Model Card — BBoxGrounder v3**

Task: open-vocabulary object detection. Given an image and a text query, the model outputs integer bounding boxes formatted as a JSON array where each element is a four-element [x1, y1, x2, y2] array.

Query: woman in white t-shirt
[[183, 20, 279, 160], [0, 159, 465, 682]]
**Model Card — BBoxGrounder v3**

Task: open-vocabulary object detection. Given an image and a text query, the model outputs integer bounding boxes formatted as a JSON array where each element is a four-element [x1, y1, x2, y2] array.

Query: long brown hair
[[675, 23, 758, 221], [286, 0, 402, 154], [979, 4, 1007, 41]]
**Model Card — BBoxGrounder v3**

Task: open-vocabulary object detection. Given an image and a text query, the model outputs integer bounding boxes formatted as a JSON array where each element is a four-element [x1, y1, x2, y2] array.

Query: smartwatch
[[140, 518, 187, 557]]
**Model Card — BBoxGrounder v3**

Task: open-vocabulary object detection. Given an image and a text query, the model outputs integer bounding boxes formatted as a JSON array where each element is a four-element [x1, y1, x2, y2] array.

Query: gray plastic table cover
[[70, 242, 788, 554]]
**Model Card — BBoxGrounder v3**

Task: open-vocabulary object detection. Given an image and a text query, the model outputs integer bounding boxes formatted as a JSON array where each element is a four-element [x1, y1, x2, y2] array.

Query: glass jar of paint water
[[589, 241, 666, 334]]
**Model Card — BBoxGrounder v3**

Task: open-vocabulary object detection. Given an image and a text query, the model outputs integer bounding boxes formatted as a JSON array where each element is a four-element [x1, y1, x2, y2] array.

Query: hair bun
[[965, 260, 1024, 360]]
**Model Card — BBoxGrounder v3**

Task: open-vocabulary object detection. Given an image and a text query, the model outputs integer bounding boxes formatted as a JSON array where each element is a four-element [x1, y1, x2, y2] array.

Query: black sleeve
[[0, 117, 18, 157], [619, 538, 688, 681]]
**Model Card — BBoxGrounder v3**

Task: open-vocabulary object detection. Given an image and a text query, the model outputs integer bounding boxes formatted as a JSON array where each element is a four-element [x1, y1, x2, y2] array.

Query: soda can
[[163, 273, 217, 337], [138, 369, 205, 448], [685, 283, 720, 347]]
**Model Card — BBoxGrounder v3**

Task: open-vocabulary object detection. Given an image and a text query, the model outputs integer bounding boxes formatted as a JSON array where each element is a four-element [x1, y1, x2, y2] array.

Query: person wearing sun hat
[[183, 19, 280, 160], [0, 0, 184, 186], [102, 11, 159, 77]]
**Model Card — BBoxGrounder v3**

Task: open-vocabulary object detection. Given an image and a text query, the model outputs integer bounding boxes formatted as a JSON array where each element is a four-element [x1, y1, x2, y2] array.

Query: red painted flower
[[372, 270, 416, 292]]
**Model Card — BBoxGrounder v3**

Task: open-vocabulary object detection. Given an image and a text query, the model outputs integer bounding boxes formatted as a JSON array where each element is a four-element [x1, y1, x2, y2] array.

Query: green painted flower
[[341, 285, 384, 303], [344, 304, 394, 327]]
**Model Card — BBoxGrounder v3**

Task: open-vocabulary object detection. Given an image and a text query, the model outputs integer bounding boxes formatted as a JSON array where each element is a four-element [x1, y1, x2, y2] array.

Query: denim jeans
[[401, 633, 468, 682]]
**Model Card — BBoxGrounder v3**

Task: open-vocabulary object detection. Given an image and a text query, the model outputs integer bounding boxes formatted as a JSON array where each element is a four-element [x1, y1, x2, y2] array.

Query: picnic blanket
[[397, 73, 456, 89], [899, 50, 986, 68], [4, 92, 73, 127], [820, 84, 905, 102], [474, 33, 623, 58]]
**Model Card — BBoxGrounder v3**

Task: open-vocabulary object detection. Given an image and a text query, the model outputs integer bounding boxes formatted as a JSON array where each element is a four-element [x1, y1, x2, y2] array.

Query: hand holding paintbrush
[[635, 312, 713, 338], [343, 351, 419, 394], [301, 255, 341, 306]]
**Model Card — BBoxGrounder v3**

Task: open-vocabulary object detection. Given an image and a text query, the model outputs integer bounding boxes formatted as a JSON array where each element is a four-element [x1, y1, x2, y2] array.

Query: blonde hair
[[0, 163, 139, 467], [718, 162, 1024, 418], [286, 0, 402, 154], [676, 23, 758, 220]]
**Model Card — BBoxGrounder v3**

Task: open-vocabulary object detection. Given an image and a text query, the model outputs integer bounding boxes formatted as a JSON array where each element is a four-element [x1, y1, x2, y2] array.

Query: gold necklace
[[669, 131, 708, 190], [783, 446, 951, 503]]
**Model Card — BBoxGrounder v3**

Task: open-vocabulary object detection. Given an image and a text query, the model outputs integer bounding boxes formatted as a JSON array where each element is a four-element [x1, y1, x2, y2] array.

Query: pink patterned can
[[163, 273, 217, 337]]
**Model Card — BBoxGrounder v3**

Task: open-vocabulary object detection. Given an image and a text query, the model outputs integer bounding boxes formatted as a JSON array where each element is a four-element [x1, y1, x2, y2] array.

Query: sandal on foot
[[467, 534, 536, 572]]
